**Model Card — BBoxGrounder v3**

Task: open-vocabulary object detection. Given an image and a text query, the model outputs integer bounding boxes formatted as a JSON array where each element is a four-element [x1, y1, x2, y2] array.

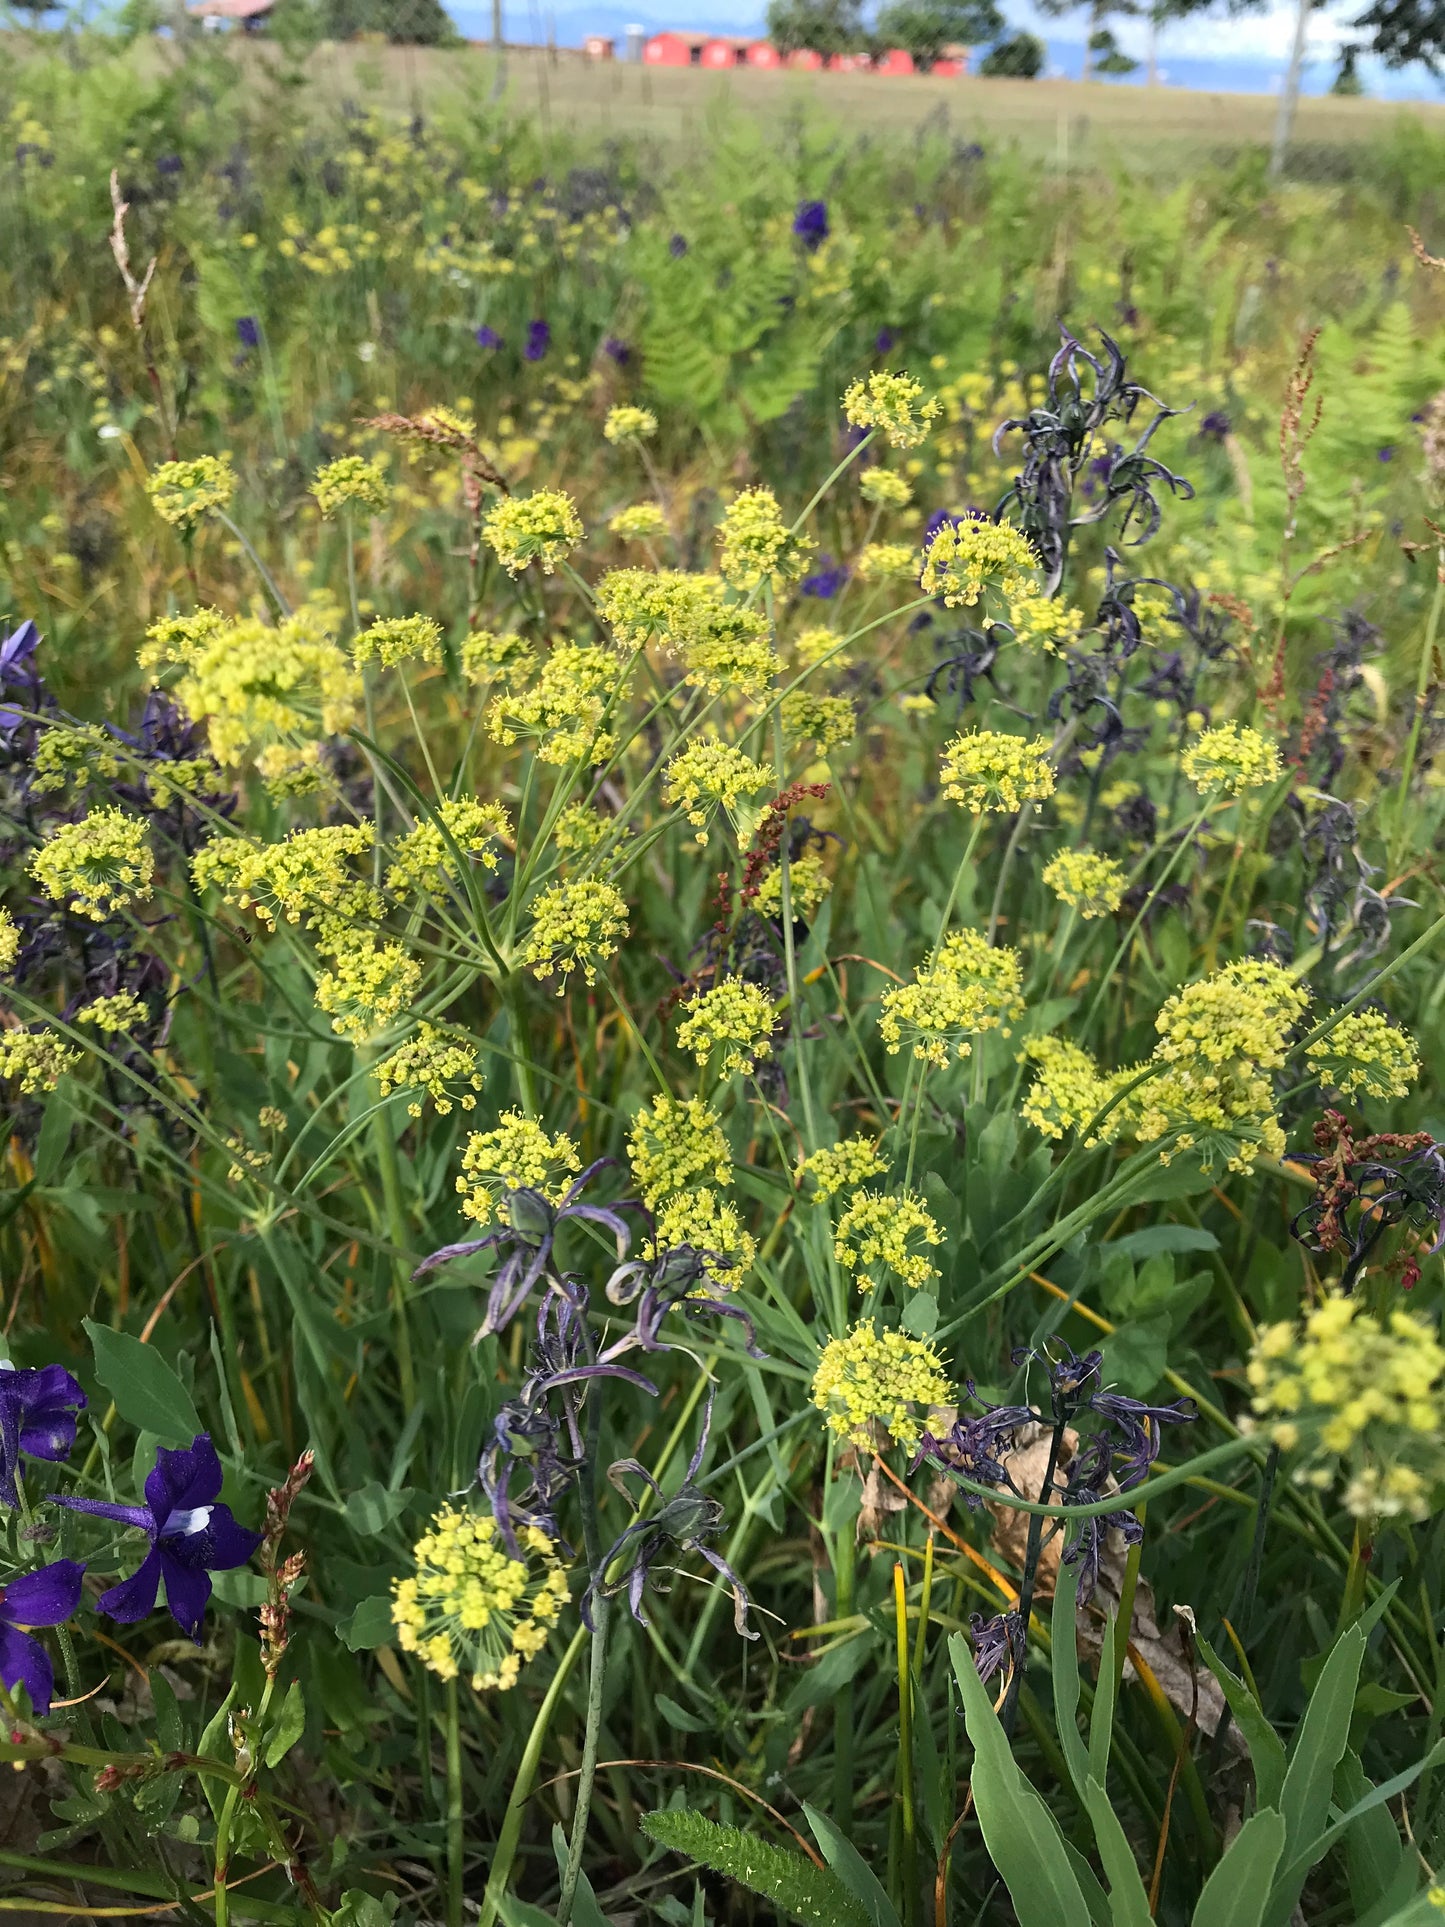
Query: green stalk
[[1391, 547, 1445, 875], [445, 1680, 464, 1927], [893, 1560, 918, 1927], [500, 972, 540, 1117], [1080, 802, 1212, 1037], [477, 1626, 588, 1927], [363, 1054, 416, 1406]]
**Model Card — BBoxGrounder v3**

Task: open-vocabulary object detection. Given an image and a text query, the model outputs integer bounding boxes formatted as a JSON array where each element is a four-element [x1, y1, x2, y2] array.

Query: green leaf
[[1196, 1634, 1286, 1810], [197, 1684, 238, 1820], [1050, 1560, 1090, 1796], [264, 1678, 306, 1768], [84, 1321, 201, 1447], [1191, 1809, 1286, 1927], [1081, 1777, 1152, 1927], [802, 1803, 901, 1927], [496, 1901, 557, 1927], [1104, 1225, 1219, 1261], [548, 1822, 610, 1927], [641, 1809, 869, 1927], [339, 1596, 395, 1651], [901, 1291, 938, 1336], [654, 1692, 711, 1733], [344, 1482, 414, 1535], [1088, 1613, 1119, 1786], [949, 1634, 1091, 1927], [786, 1635, 871, 1711], [1266, 1624, 1366, 1927], [210, 1568, 269, 1608]]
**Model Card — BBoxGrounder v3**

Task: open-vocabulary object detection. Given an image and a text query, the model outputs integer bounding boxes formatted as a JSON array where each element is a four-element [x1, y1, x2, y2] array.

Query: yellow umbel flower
[[679, 608, 777, 698], [717, 486, 814, 592], [1042, 848, 1126, 918], [859, 468, 913, 507], [391, 1510, 569, 1692], [1181, 722, 1282, 796], [256, 743, 331, 802], [192, 824, 380, 940], [608, 504, 667, 541], [781, 691, 856, 755], [756, 849, 831, 919], [0, 908, 18, 976], [139, 607, 228, 674], [603, 404, 658, 445], [1020, 1036, 1133, 1144], [794, 626, 849, 670], [146, 455, 237, 530], [171, 606, 361, 767], [841, 371, 942, 449], [457, 1113, 581, 1227], [595, 569, 725, 653], [676, 979, 778, 1077], [459, 630, 537, 688], [834, 1188, 943, 1290], [375, 1025, 483, 1118], [855, 542, 918, 582], [1154, 959, 1307, 1075], [1134, 1065, 1284, 1176], [811, 1324, 951, 1452], [628, 1094, 731, 1206], [315, 943, 422, 1042], [663, 740, 771, 844], [1247, 1296, 1445, 1521], [76, 992, 148, 1033], [483, 489, 583, 575], [0, 1030, 80, 1095], [648, 1188, 756, 1280], [488, 643, 623, 766], [879, 930, 1024, 1068], [31, 725, 123, 797], [553, 803, 612, 858], [521, 879, 629, 988], [351, 614, 444, 668], [919, 519, 1038, 608], [30, 810, 154, 923], [940, 731, 1055, 814], [1305, 1010, 1419, 1101], [805, 1139, 886, 1199], [1007, 594, 1087, 656], [386, 800, 511, 897], [311, 455, 390, 517]]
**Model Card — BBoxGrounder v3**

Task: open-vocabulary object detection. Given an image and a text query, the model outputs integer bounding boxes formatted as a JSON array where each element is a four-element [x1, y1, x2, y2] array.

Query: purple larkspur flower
[[875, 328, 897, 354], [58, 1435, 262, 1642], [602, 336, 631, 364], [0, 1362, 87, 1508], [1378, 446, 1395, 462], [236, 317, 260, 349], [475, 325, 503, 350], [792, 200, 829, 250], [0, 1561, 85, 1715], [0, 621, 40, 688], [669, 233, 688, 258], [524, 319, 551, 363], [801, 555, 847, 599], [1199, 410, 1231, 442]]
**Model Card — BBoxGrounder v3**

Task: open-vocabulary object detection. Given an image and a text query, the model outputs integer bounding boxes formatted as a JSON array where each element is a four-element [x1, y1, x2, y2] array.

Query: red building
[[640, 32, 964, 74], [700, 34, 752, 65], [785, 45, 824, 67], [745, 39, 781, 65], [643, 30, 702, 63], [874, 46, 915, 73]]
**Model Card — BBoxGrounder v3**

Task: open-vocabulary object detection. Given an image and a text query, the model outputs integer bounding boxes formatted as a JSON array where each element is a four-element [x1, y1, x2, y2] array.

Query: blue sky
[[454, 0, 1445, 98]]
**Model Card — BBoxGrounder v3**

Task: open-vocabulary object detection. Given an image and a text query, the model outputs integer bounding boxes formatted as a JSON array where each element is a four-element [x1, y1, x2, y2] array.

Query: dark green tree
[[874, 0, 1004, 65], [978, 26, 1045, 69], [1331, 40, 1366, 88], [1350, 0, 1445, 70], [1089, 23, 1138, 66], [319, 0, 456, 42], [1036, 0, 1139, 78], [765, 0, 864, 54]]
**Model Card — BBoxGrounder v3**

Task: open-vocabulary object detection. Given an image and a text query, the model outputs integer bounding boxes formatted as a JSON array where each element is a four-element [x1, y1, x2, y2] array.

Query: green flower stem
[[213, 508, 290, 618], [1391, 546, 1445, 875], [1289, 906, 1445, 1059], [929, 815, 987, 967], [892, 1560, 918, 1927], [1080, 802, 1212, 1037], [445, 1680, 464, 1927], [476, 1625, 589, 1927], [500, 972, 541, 1117], [557, 1382, 611, 1927], [362, 1053, 416, 1407], [832, 1492, 857, 1831]]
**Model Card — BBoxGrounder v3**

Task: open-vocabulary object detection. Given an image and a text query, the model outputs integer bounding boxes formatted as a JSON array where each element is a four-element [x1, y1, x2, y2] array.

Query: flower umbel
[[391, 1510, 569, 1691], [146, 456, 237, 530], [484, 490, 583, 575], [842, 371, 942, 449], [30, 809, 154, 922], [1181, 722, 1282, 796], [939, 731, 1055, 814], [811, 1324, 951, 1452], [521, 880, 629, 988], [833, 1188, 943, 1290], [879, 930, 1024, 1067]]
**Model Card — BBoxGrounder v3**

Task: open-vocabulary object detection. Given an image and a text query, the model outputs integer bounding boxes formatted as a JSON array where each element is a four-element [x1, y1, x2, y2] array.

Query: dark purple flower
[[875, 328, 897, 354], [669, 233, 688, 258], [0, 621, 40, 688], [0, 1363, 87, 1508], [602, 336, 631, 364], [236, 317, 261, 349], [0, 1561, 85, 1716], [1198, 410, 1231, 442], [1378, 446, 1395, 462], [156, 154, 183, 177], [792, 200, 829, 250], [969, 1608, 1023, 1684], [58, 1435, 262, 1642], [801, 555, 847, 599], [475, 325, 503, 350], [524, 319, 551, 362]]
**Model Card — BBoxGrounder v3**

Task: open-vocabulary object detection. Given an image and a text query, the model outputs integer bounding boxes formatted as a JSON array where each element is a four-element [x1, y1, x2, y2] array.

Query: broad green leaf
[[1082, 1777, 1152, 1927], [802, 1803, 901, 1927], [1104, 1225, 1219, 1261], [1196, 1633, 1286, 1810], [949, 1634, 1091, 1927], [1088, 1612, 1119, 1785], [1273, 1739, 1445, 1905], [84, 1320, 200, 1447], [654, 1692, 711, 1733], [496, 1901, 557, 1927], [1266, 1624, 1366, 1927], [641, 1809, 869, 1927], [549, 1822, 611, 1927], [1050, 1559, 1091, 1795], [339, 1596, 396, 1651], [344, 1482, 414, 1535], [196, 1684, 238, 1821], [264, 1678, 306, 1768], [1192, 1809, 1286, 1927]]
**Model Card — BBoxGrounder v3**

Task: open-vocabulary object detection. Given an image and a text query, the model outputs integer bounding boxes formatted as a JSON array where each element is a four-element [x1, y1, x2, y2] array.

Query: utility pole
[[1269, 0, 1312, 179]]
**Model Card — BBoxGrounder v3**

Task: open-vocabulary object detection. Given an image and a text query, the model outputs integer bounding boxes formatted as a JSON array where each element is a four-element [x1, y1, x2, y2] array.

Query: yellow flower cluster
[[553, 803, 612, 858], [315, 942, 422, 1043], [77, 992, 148, 1033], [919, 518, 1038, 608], [391, 1509, 569, 1692], [1042, 847, 1126, 918], [608, 504, 667, 541], [834, 1188, 943, 1290], [139, 607, 228, 675], [457, 1112, 581, 1227], [648, 1187, 756, 1281], [374, 1024, 484, 1118], [805, 1138, 887, 1199], [351, 614, 444, 668], [939, 731, 1055, 814], [488, 643, 623, 765], [663, 740, 771, 843], [30, 810, 154, 923], [0, 1029, 80, 1094], [0, 909, 18, 976], [483, 489, 583, 575], [841, 371, 942, 449], [858, 468, 913, 507], [31, 724, 123, 797], [879, 930, 1024, 1068], [781, 691, 856, 755], [676, 979, 778, 1077], [169, 607, 361, 768], [603, 405, 658, 445], [717, 486, 814, 592], [679, 607, 777, 697], [1007, 594, 1087, 656], [628, 1094, 731, 1206], [146, 455, 237, 530], [386, 800, 511, 896], [193, 825, 380, 941], [794, 626, 848, 670], [1020, 1036, 1131, 1144], [521, 879, 629, 988], [460, 629, 536, 687], [594, 569, 724, 653], [1181, 722, 1282, 796], [1247, 1296, 1445, 1520], [811, 1323, 951, 1452], [854, 542, 918, 582], [312, 456, 390, 518], [756, 849, 831, 919], [1304, 1009, 1419, 1101]]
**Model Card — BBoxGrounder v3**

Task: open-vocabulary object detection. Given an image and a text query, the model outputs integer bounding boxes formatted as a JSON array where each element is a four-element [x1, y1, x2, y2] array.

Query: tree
[[1089, 24, 1138, 68], [978, 26, 1045, 70], [874, 0, 1004, 64], [766, 0, 864, 55], [1036, 0, 1139, 79], [1261, 0, 1442, 176], [319, 0, 456, 38], [1331, 41, 1365, 89]]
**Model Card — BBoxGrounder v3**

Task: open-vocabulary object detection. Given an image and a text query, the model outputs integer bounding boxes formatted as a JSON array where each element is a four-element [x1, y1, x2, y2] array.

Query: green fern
[[639, 1809, 870, 1927]]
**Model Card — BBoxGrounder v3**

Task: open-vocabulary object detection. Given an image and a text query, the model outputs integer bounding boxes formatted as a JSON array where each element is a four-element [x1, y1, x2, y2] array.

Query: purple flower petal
[[0, 1559, 85, 1630], [54, 1495, 151, 1529], [97, 1547, 164, 1625], [0, 1623, 54, 1716], [157, 1554, 213, 1643], [143, 1436, 223, 1531]]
